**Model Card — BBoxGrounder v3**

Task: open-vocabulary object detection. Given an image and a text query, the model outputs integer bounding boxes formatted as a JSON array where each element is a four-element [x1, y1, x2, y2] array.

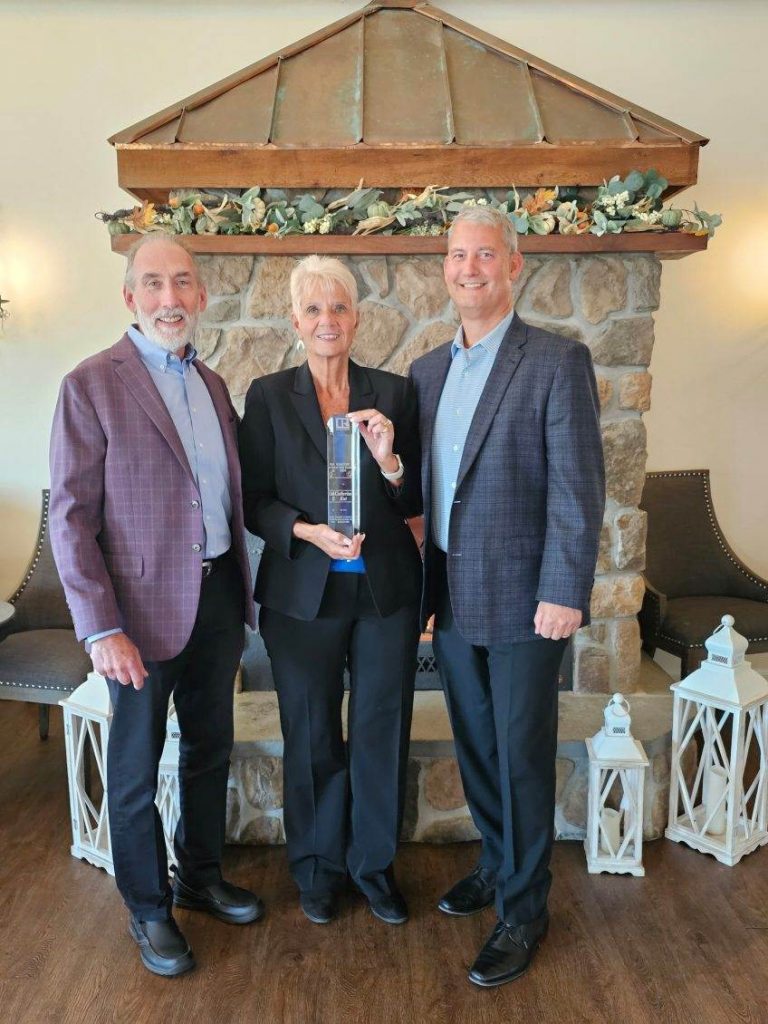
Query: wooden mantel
[[110, 231, 708, 260]]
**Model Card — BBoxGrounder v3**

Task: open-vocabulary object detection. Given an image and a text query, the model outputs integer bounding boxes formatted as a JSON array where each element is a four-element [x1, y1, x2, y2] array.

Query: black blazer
[[239, 360, 423, 621]]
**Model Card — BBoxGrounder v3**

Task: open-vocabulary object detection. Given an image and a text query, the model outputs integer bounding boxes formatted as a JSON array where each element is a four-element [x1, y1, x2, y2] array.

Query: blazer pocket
[[102, 551, 144, 579]]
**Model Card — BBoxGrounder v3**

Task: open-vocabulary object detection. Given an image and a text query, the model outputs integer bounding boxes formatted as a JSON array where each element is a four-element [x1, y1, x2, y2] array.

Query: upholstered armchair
[[639, 470, 768, 677], [0, 490, 91, 737]]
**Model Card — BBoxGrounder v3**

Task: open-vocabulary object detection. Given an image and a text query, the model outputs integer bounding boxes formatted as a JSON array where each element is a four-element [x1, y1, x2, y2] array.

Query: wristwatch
[[380, 453, 404, 481]]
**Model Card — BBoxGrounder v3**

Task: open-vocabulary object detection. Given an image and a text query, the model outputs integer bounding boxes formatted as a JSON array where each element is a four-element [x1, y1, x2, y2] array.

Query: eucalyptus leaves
[[98, 171, 721, 240]]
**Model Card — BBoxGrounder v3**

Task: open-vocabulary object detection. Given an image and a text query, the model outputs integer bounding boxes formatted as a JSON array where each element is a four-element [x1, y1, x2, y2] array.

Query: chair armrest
[[638, 577, 667, 645]]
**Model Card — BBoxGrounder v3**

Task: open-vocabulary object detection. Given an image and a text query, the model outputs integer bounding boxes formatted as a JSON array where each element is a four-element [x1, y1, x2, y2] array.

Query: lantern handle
[[713, 614, 735, 633], [610, 692, 631, 715]]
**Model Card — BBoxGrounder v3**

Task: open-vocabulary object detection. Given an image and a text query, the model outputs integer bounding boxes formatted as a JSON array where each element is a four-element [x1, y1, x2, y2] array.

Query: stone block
[[199, 255, 254, 296], [590, 317, 654, 367], [573, 645, 611, 694], [560, 761, 589, 829], [424, 758, 466, 811], [245, 256, 298, 319], [215, 326, 293, 399], [619, 371, 652, 412], [602, 419, 647, 506], [581, 257, 628, 324], [590, 575, 645, 619], [418, 817, 480, 843], [612, 617, 642, 691], [596, 523, 613, 574], [596, 374, 614, 411], [615, 509, 647, 570], [201, 296, 241, 324], [394, 258, 448, 319], [359, 257, 390, 298], [195, 327, 220, 362], [237, 814, 284, 846], [512, 257, 542, 302], [241, 756, 283, 810], [401, 760, 421, 841], [556, 758, 575, 803], [351, 301, 408, 367], [631, 257, 662, 311], [579, 623, 607, 644], [386, 321, 456, 376], [522, 260, 573, 318]]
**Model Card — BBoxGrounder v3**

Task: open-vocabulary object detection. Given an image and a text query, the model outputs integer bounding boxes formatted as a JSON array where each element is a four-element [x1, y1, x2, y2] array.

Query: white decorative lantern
[[61, 672, 114, 875], [585, 693, 649, 876], [157, 703, 181, 869], [666, 615, 768, 866], [61, 677, 181, 873]]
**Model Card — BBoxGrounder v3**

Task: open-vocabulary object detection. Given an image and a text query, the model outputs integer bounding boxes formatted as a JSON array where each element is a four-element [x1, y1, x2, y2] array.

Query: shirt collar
[[128, 324, 197, 373], [450, 309, 516, 361]]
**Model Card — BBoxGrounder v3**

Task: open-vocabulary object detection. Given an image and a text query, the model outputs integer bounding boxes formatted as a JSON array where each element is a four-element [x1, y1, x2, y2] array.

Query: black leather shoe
[[438, 867, 496, 916], [172, 876, 265, 925], [468, 911, 549, 988], [129, 915, 195, 977], [369, 890, 408, 925], [300, 891, 338, 925]]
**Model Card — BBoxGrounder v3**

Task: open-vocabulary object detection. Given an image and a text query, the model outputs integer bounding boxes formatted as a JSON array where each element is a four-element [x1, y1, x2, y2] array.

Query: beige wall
[[1, 2, 766, 622]]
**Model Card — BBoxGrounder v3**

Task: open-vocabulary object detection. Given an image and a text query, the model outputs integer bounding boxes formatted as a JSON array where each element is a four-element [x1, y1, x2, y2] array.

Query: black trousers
[[432, 552, 566, 926], [106, 550, 245, 922], [260, 573, 419, 901]]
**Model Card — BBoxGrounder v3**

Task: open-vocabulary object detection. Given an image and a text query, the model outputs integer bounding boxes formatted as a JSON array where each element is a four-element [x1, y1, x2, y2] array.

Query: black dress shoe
[[300, 891, 338, 925], [129, 915, 195, 977], [438, 866, 496, 916], [172, 876, 265, 925], [369, 890, 408, 925], [468, 910, 549, 988]]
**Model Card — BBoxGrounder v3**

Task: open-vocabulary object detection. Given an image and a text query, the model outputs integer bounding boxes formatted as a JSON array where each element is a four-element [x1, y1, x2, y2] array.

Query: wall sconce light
[[0, 293, 9, 321]]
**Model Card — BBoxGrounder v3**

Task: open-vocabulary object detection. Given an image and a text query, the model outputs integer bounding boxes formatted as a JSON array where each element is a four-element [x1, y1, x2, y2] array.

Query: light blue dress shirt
[[431, 311, 515, 552], [87, 326, 232, 644]]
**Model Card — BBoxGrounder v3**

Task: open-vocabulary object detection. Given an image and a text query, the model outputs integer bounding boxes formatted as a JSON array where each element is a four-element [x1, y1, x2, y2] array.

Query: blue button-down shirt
[[87, 326, 232, 644], [431, 311, 514, 552]]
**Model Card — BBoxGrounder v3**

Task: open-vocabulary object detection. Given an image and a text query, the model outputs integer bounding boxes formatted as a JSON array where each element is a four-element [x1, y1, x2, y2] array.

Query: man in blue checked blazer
[[409, 207, 605, 989]]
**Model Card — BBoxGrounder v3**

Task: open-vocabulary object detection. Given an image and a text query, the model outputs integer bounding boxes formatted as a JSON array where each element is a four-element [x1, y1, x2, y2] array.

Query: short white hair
[[448, 206, 518, 253], [290, 255, 358, 317]]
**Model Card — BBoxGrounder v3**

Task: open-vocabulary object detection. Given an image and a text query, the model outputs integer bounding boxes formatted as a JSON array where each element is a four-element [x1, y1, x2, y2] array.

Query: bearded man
[[49, 235, 262, 977]]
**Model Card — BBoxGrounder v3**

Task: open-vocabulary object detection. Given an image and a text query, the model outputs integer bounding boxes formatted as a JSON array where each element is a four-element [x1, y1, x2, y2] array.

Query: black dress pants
[[431, 551, 566, 926], [260, 573, 419, 901], [106, 550, 245, 922]]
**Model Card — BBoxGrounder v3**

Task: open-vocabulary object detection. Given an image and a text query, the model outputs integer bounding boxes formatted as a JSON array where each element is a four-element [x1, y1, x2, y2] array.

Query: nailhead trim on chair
[[646, 471, 768, 595], [8, 490, 50, 607], [658, 631, 768, 649], [0, 680, 75, 692]]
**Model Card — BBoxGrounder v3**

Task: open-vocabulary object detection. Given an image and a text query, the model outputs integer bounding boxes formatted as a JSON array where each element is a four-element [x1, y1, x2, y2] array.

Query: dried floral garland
[[98, 170, 721, 240]]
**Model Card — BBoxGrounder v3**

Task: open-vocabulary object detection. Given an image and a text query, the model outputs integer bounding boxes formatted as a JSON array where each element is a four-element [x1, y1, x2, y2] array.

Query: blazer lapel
[[456, 315, 528, 492], [111, 334, 195, 482], [289, 361, 328, 460]]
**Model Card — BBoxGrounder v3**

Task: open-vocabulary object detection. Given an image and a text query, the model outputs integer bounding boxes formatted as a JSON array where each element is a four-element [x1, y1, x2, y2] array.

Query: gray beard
[[136, 306, 198, 352]]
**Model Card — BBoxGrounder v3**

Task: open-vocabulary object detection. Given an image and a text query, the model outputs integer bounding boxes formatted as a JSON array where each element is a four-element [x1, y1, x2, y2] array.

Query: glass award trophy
[[327, 416, 361, 539]]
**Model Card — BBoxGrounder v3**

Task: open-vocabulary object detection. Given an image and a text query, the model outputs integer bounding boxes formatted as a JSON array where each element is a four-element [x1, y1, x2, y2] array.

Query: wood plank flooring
[[1, 701, 767, 1024]]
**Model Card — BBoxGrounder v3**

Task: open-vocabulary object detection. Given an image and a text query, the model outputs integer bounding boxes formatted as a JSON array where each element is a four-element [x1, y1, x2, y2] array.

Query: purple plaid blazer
[[49, 333, 255, 662]]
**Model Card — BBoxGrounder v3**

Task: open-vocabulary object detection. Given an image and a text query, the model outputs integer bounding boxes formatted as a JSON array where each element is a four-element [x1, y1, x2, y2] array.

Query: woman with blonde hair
[[239, 256, 422, 926]]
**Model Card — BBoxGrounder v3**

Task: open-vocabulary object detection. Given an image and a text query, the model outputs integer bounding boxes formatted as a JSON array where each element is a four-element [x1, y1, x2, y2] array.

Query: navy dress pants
[[260, 572, 419, 902], [106, 551, 245, 922], [432, 551, 566, 926]]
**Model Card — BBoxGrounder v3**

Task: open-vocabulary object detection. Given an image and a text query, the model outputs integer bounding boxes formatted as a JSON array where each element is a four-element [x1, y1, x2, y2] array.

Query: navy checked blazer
[[409, 313, 605, 646]]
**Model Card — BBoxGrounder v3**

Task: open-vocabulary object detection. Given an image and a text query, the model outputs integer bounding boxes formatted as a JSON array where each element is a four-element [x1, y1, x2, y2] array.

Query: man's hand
[[534, 602, 582, 641], [90, 634, 149, 690]]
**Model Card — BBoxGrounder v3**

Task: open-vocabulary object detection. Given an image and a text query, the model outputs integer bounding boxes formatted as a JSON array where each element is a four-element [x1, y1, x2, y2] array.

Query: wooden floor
[[1, 703, 767, 1024]]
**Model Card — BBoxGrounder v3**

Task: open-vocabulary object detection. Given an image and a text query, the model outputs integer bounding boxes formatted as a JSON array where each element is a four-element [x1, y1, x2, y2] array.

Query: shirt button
[[191, 500, 200, 509], [453, 444, 459, 452], [192, 543, 201, 553], [199, 442, 204, 448], [451, 482, 456, 489]]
